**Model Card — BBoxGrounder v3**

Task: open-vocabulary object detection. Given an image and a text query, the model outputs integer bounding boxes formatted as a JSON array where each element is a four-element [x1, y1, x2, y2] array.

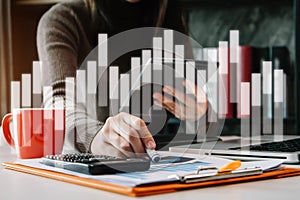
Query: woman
[[37, 0, 207, 158]]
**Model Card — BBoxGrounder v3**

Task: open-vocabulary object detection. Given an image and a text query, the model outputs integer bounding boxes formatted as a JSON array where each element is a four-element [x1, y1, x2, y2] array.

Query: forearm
[[42, 79, 104, 153]]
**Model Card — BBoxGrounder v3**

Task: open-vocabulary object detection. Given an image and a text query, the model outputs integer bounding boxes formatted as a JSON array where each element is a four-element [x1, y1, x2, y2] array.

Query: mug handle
[[1, 113, 15, 147]]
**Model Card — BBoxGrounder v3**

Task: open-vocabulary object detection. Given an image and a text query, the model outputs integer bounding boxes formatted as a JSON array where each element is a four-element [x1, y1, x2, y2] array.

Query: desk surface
[[1, 146, 300, 200]]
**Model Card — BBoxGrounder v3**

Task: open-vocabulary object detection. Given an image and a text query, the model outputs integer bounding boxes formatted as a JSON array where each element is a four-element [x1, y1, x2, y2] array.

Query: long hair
[[85, 0, 187, 34]]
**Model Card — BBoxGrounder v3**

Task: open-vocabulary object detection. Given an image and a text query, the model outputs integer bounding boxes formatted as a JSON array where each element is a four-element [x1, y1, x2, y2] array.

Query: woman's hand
[[90, 112, 156, 158], [153, 80, 207, 121]]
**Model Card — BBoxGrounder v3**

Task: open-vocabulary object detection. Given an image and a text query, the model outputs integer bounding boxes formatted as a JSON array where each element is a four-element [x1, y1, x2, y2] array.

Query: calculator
[[40, 153, 151, 175]]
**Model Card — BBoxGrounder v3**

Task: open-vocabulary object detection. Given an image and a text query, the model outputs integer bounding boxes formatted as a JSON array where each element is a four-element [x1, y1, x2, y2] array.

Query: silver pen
[[146, 149, 161, 162]]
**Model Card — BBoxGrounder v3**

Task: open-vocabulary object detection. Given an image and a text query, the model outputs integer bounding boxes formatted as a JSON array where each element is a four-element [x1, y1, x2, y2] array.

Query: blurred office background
[[0, 0, 298, 135]]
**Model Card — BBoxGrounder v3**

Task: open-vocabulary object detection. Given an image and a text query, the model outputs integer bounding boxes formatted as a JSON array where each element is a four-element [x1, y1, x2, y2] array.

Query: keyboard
[[230, 138, 300, 152], [40, 153, 151, 175]]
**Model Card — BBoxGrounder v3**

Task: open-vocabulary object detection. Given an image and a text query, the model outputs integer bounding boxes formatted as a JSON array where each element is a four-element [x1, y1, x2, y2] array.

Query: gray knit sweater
[[37, 0, 164, 152], [37, 0, 194, 153], [37, 0, 105, 152]]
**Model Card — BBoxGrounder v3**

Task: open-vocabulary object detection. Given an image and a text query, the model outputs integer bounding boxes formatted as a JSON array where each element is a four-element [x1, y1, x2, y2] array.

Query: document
[[15, 151, 283, 187]]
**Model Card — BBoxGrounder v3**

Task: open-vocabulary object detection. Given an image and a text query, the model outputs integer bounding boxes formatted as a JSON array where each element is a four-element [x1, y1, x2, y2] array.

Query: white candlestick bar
[[263, 61, 272, 95], [185, 61, 196, 134], [98, 34, 108, 107], [274, 70, 283, 103], [54, 96, 64, 130], [218, 73, 228, 117], [11, 81, 20, 111], [43, 86, 53, 117], [153, 37, 162, 70], [241, 82, 250, 116], [197, 70, 207, 142], [153, 38, 162, 111], [218, 41, 229, 117], [54, 96, 65, 154], [131, 57, 141, 91], [164, 30, 173, 63], [197, 70, 206, 103], [262, 61, 272, 134], [87, 61, 97, 120], [274, 70, 283, 139], [240, 82, 250, 151], [98, 34, 107, 67], [163, 63, 174, 93], [174, 45, 184, 114], [43, 87, 53, 154], [76, 70, 86, 104], [66, 77, 76, 149], [207, 48, 218, 122], [208, 48, 218, 78], [120, 74, 130, 113], [21, 74, 31, 108], [142, 50, 151, 84], [229, 30, 239, 103], [42, 84, 53, 109], [251, 73, 261, 141], [109, 66, 119, 116], [87, 61, 97, 94], [185, 61, 195, 94], [142, 50, 152, 122], [175, 45, 184, 78], [218, 41, 228, 74], [230, 30, 239, 63], [131, 57, 141, 115], [32, 61, 42, 107], [236, 46, 242, 105], [86, 61, 97, 131], [98, 66, 108, 107], [109, 67, 119, 100], [66, 77, 75, 108], [32, 61, 42, 94], [252, 73, 261, 106]]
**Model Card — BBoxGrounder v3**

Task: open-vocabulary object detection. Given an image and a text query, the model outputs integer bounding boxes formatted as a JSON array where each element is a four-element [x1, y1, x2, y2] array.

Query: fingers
[[153, 98, 185, 119], [183, 79, 207, 104], [91, 113, 155, 158], [101, 125, 135, 157], [90, 130, 128, 158], [153, 88, 197, 110], [162, 85, 197, 106], [119, 112, 156, 150], [152, 93, 184, 116], [153, 80, 208, 121], [110, 117, 145, 154]]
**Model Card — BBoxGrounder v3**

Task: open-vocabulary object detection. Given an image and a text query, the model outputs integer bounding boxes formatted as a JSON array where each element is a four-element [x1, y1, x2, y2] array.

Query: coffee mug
[[1, 108, 65, 159]]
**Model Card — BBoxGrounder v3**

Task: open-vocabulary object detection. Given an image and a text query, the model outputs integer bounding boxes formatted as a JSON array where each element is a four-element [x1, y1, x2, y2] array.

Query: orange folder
[[3, 162, 300, 197]]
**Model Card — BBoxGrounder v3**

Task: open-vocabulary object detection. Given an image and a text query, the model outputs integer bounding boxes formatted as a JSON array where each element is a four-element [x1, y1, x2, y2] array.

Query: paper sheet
[[15, 151, 283, 187]]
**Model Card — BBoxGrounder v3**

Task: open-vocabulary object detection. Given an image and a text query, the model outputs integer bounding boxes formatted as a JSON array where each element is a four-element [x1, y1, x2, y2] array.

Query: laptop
[[169, 135, 300, 164]]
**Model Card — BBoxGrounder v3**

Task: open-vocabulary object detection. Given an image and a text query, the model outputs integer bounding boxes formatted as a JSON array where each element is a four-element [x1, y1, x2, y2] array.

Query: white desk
[[1, 145, 300, 200]]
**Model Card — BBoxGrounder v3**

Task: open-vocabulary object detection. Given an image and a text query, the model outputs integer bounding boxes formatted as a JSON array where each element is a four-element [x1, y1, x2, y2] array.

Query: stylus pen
[[146, 149, 161, 162]]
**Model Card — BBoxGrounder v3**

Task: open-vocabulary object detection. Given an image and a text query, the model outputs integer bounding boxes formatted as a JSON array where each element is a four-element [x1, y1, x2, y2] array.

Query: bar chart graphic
[[7, 27, 286, 154]]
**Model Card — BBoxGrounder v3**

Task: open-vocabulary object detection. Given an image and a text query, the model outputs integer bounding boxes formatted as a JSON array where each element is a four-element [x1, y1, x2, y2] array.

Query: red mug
[[1, 108, 65, 159]]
